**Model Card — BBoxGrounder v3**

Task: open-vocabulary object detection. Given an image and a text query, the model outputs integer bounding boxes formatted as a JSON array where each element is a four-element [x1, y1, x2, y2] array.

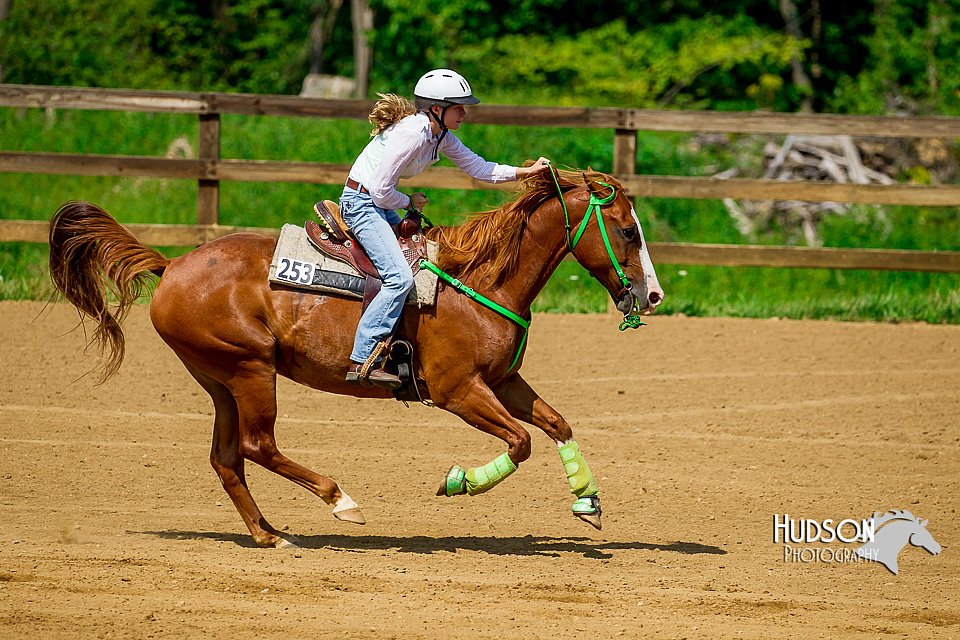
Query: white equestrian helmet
[[414, 69, 480, 105]]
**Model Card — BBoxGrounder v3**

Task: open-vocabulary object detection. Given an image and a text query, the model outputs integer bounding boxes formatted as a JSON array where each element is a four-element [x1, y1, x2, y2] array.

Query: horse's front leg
[[492, 374, 602, 530], [431, 376, 532, 498]]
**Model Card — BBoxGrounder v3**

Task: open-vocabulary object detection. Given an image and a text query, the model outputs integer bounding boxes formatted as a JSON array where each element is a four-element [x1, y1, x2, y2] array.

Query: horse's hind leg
[[184, 364, 298, 548], [493, 374, 602, 530], [226, 364, 367, 527]]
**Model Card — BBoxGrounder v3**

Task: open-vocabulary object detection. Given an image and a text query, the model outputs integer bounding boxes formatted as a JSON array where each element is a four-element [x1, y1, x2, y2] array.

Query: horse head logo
[[855, 510, 941, 575]]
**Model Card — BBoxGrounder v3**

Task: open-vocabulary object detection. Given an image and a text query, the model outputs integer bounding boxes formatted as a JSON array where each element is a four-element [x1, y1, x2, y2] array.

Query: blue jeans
[[339, 187, 414, 363]]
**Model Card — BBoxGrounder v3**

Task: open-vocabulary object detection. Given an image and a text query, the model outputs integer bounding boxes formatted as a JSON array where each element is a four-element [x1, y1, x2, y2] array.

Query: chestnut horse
[[48, 168, 663, 548]]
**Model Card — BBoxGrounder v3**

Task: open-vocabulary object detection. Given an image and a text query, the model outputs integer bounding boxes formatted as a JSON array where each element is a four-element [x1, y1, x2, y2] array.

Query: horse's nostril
[[649, 292, 662, 305]]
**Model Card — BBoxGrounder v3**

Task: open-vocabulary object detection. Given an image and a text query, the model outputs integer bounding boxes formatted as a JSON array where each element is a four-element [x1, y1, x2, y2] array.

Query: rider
[[341, 68, 550, 388]]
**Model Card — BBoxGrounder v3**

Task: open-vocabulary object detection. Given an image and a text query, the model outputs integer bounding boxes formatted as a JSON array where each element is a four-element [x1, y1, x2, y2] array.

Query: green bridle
[[555, 172, 630, 290], [418, 166, 645, 376], [549, 167, 645, 331]]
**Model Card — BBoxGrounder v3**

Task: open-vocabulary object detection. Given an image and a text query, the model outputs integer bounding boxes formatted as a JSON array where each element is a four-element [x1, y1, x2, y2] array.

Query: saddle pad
[[268, 224, 439, 306]]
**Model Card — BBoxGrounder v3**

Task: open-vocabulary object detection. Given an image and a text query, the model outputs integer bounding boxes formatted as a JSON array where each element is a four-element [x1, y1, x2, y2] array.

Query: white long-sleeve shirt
[[347, 112, 518, 210]]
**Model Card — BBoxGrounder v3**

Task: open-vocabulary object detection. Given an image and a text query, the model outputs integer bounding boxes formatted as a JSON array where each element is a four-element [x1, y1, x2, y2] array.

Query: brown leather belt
[[345, 177, 369, 194]]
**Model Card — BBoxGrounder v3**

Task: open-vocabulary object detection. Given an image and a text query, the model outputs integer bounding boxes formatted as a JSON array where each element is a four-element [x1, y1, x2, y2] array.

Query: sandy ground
[[0, 300, 958, 639]]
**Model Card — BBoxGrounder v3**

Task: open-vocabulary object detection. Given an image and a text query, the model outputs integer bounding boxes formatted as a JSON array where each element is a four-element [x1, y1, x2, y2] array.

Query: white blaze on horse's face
[[629, 207, 664, 315]]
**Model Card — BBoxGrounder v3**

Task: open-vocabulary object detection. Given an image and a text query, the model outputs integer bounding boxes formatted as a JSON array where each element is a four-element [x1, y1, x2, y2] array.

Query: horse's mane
[[425, 167, 616, 288]]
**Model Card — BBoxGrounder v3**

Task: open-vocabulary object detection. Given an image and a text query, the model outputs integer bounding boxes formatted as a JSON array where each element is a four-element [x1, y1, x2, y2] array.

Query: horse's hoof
[[275, 535, 301, 549], [332, 488, 365, 524], [575, 512, 602, 530], [255, 532, 300, 549], [572, 495, 602, 530], [436, 464, 467, 497], [333, 507, 366, 525]]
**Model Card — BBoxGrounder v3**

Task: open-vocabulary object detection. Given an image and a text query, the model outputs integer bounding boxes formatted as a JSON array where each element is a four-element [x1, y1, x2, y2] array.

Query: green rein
[[419, 173, 644, 373], [419, 258, 529, 372]]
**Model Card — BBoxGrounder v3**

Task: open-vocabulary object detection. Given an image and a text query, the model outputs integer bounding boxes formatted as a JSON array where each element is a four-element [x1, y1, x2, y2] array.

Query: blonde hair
[[368, 93, 416, 136]]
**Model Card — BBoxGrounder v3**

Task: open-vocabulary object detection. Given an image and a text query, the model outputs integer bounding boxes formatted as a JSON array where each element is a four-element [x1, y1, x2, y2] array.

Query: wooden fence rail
[[1, 83, 959, 273]]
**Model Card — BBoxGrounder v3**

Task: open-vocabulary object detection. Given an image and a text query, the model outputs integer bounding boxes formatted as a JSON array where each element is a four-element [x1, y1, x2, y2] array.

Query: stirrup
[[345, 363, 401, 389]]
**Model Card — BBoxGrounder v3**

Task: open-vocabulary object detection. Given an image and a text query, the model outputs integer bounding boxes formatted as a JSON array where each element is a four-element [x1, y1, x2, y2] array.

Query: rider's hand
[[409, 192, 429, 211], [516, 157, 551, 179]]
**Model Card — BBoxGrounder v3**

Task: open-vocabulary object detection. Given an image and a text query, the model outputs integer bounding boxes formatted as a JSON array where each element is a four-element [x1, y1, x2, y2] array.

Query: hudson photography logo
[[773, 509, 942, 575]]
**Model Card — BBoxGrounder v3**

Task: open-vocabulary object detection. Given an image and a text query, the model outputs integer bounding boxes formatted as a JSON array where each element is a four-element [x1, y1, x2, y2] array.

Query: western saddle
[[304, 201, 431, 400]]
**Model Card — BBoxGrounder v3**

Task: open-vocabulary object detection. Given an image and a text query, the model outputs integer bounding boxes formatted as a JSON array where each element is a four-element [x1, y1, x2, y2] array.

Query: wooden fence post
[[613, 128, 637, 187], [198, 113, 221, 230]]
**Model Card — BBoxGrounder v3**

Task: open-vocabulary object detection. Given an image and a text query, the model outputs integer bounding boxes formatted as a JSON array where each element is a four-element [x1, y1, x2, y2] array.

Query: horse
[[855, 510, 941, 574], [48, 168, 664, 548]]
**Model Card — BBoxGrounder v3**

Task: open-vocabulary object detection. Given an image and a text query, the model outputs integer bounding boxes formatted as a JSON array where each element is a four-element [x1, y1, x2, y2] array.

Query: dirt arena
[[1, 300, 958, 639]]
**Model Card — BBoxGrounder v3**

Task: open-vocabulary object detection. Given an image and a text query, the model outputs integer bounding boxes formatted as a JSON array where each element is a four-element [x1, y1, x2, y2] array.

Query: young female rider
[[341, 68, 550, 388]]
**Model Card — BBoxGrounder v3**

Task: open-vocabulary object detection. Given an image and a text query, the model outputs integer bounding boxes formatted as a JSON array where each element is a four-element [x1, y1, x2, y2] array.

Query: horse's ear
[[581, 171, 603, 196]]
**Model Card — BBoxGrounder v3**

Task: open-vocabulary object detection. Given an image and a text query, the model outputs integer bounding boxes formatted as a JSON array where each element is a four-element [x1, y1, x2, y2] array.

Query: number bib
[[268, 223, 438, 306], [274, 257, 316, 286]]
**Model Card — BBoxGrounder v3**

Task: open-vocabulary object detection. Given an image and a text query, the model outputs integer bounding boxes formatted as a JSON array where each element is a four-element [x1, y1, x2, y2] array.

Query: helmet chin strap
[[426, 105, 449, 160]]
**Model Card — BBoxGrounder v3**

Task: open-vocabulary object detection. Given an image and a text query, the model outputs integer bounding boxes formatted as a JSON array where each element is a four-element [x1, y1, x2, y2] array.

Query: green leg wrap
[[558, 440, 598, 498], [464, 452, 517, 496]]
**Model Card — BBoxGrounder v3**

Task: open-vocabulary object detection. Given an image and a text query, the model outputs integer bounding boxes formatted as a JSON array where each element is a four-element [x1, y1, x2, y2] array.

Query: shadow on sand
[[138, 530, 726, 559]]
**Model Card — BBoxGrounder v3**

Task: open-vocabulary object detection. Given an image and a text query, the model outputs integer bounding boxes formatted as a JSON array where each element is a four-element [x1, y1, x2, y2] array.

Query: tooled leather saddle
[[304, 200, 430, 313]]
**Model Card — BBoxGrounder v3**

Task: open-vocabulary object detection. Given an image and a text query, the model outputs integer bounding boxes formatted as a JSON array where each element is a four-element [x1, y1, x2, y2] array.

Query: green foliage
[[0, 0, 160, 88], [660, 264, 960, 324], [2, 0, 958, 115], [830, 0, 960, 115], [453, 16, 802, 109], [0, 243, 52, 300], [0, 0, 326, 93]]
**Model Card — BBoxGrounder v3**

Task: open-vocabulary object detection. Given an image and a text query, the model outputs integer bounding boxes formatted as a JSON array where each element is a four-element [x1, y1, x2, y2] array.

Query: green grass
[[2, 106, 959, 323]]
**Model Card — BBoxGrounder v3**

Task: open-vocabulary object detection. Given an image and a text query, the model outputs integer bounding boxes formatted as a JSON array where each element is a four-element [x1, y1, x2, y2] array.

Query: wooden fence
[[1, 83, 959, 273]]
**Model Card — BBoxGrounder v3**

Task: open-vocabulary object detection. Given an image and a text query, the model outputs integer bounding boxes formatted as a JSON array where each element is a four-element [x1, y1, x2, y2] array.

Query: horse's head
[[859, 510, 942, 574], [560, 172, 664, 319], [909, 518, 942, 556]]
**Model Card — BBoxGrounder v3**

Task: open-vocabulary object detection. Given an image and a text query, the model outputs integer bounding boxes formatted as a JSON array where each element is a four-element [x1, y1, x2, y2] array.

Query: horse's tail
[[49, 201, 169, 382]]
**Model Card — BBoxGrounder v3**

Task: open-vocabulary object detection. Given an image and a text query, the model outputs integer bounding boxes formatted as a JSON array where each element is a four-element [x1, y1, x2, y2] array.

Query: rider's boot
[[345, 341, 401, 389], [346, 362, 402, 389]]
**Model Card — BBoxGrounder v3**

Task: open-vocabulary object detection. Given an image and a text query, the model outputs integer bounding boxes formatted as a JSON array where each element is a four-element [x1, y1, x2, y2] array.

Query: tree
[[351, 0, 372, 97], [0, 0, 10, 81], [307, 0, 344, 76], [778, 0, 814, 112]]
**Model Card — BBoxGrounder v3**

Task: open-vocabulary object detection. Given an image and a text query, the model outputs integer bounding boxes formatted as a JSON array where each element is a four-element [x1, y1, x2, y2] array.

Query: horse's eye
[[621, 227, 637, 242]]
